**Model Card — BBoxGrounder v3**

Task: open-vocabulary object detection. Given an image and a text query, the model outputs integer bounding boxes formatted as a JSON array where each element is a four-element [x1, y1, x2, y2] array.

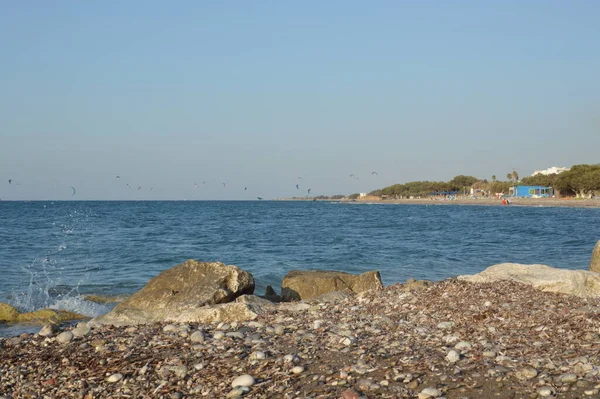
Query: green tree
[[512, 171, 519, 181], [492, 175, 497, 182], [506, 173, 513, 181]]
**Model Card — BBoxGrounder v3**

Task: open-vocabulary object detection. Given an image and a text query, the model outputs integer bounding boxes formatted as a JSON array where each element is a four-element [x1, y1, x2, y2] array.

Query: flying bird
[[257, 197, 263, 200], [296, 184, 300, 190], [70, 187, 76, 196], [298, 176, 303, 180], [223, 182, 227, 187], [372, 171, 378, 175], [308, 188, 311, 194], [116, 176, 121, 179], [194, 183, 198, 189], [8, 179, 11, 184], [245, 187, 247, 191], [137, 186, 142, 190], [126, 184, 131, 188]]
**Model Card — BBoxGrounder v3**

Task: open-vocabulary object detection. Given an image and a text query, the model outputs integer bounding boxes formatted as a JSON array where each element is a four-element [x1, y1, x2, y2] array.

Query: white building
[[359, 193, 368, 197], [531, 166, 570, 176]]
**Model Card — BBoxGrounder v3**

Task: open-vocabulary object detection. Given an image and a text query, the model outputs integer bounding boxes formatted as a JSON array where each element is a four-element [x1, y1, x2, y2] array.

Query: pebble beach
[[3, 279, 600, 398]]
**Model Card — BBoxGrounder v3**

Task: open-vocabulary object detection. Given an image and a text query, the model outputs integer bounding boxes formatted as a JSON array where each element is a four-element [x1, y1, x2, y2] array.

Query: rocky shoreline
[[3, 279, 600, 398], [3, 253, 600, 398]]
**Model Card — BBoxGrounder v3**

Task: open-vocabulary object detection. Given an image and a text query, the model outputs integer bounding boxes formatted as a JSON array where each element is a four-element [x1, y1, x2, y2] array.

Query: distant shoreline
[[277, 197, 600, 208]]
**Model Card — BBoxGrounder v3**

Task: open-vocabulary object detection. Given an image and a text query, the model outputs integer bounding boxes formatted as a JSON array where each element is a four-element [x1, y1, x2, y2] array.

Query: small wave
[[49, 296, 111, 318]]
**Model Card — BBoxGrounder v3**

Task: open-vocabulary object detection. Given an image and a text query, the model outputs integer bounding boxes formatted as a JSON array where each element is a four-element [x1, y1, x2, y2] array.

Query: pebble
[[446, 349, 460, 363], [419, 387, 442, 398], [537, 386, 555, 397], [249, 351, 266, 360], [56, 331, 73, 344], [283, 354, 296, 363], [163, 324, 179, 333], [231, 374, 255, 388], [437, 321, 455, 329], [39, 324, 58, 337], [273, 325, 285, 335], [170, 393, 183, 399], [482, 351, 496, 358], [313, 320, 323, 329], [106, 373, 123, 383], [291, 366, 305, 374], [226, 331, 244, 339], [227, 387, 250, 398], [213, 331, 225, 340], [585, 389, 599, 396], [558, 373, 578, 383], [72, 322, 91, 338], [190, 331, 205, 342], [516, 366, 538, 380], [454, 341, 472, 351], [341, 389, 361, 399]]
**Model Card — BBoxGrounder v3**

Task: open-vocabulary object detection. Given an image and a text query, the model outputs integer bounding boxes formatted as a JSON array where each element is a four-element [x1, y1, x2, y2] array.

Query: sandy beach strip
[[342, 198, 600, 208]]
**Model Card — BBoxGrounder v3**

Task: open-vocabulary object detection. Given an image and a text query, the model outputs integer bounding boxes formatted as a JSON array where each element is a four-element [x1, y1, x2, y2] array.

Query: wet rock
[[91, 260, 255, 325], [17, 308, 85, 325], [281, 270, 383, 301], [83, 294, 129, 304], [0, 302, 19, 322]]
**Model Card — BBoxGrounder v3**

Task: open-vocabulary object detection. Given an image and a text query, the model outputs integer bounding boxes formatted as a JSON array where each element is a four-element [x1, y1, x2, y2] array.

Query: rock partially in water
[[281, 270, 383, 301], [90, 260, 255, 326], [83, 294, 129, 304], [0, 303, 19, 322]]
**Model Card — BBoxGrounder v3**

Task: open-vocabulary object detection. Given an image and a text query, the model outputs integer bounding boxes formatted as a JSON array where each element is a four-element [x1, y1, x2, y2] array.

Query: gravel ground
[[2, 279, 600, 398]]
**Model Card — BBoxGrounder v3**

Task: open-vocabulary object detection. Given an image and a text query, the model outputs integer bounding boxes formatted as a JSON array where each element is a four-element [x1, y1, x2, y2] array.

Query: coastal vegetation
[[367, 164, 599, 199], [369, 175, 493, 198], [520, 164, 600, 197]]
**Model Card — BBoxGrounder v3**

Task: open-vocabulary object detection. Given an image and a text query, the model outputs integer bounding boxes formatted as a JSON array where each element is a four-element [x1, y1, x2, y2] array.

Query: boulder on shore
[[281, 270, 383, 301], [90, 260, 255, 326], [590, 240, 600, 273], [458, 263, 600, 298]]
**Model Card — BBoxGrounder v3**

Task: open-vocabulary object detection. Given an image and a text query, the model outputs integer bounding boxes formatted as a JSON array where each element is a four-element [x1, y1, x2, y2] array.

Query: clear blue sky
[[1, 1, 598, 200]]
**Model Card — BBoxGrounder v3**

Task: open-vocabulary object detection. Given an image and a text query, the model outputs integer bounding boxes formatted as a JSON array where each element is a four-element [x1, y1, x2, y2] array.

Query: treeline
[[369, 175, 486, 198], [521, 164, 600, 197]]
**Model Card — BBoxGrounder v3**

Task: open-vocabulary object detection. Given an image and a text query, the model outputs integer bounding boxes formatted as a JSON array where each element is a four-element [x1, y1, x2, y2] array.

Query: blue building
[[510, 185, 555, 198]]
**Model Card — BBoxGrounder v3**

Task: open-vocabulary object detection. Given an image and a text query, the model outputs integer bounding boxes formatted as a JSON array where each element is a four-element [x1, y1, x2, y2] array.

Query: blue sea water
[[1, 200, 599, 334]]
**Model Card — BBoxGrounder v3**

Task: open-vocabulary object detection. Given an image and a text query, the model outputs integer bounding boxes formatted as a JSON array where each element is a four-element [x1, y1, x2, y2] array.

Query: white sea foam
[[49, 296, 111, 318]]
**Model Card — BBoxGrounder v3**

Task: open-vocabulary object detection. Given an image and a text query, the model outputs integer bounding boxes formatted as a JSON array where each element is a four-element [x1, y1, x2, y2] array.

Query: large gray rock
[[281, 270, 383, 301], [591, 241, 600, 273], [458, 263, 600, 298], [91, 260, 255, 326]]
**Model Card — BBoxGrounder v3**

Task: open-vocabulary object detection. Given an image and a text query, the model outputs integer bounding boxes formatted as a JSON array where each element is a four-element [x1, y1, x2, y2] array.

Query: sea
[[1, 200, 599, 336]]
